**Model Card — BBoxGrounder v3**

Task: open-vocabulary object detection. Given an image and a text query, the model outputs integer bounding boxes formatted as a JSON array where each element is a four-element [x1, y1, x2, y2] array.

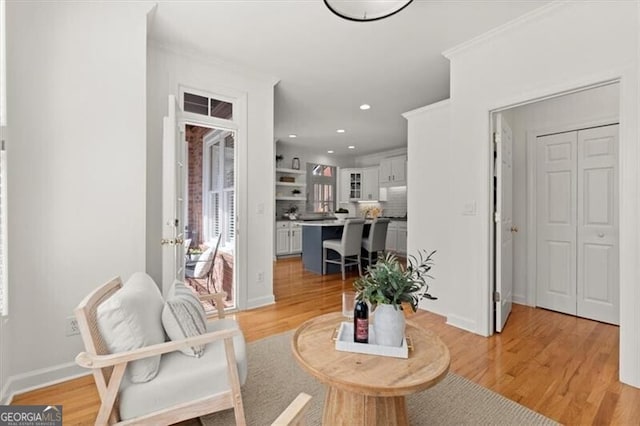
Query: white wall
[[509, 83, 620, 304], [404, 100, 451, 318], [3, 1, 150, 398], [444, 2, 639, 386], [147, 44, 277, 309]]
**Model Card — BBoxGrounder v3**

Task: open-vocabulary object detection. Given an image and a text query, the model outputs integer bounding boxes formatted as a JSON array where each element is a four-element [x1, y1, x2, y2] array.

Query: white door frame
[[525, 117, 619, 308], [488, 77, 622, 334], [178, 85, 248, 310]]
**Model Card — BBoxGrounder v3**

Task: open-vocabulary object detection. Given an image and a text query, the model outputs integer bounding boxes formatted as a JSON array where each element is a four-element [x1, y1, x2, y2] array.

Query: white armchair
[[74, 273, 246, 425]]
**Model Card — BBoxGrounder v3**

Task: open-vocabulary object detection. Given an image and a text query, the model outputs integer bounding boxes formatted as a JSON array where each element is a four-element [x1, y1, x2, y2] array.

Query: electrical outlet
[[66, 316, 80, 337], [257, 271, 264, 283]]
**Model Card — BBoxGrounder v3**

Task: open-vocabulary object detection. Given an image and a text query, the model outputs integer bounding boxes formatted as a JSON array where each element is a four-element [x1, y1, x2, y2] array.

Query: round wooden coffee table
[[292, 312, 450, 425]]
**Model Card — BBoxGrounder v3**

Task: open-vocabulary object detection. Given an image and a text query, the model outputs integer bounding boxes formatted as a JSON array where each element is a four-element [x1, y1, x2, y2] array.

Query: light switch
[[257, 203, 265, 214]]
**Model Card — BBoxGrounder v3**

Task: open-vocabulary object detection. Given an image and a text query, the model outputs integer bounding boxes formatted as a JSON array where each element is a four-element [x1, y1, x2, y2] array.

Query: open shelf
[[276, 182, 306, 187], [276, 196, 306, 201], [276, 168, 305, 175]]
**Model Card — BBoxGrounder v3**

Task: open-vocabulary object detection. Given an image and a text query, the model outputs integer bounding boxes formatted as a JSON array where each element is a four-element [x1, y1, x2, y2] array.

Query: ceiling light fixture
[[324, 0, 413, 22], [328, 150, 334, 154], [288, 134, 297, 138], [337, 129, 345, 133], [348, 146, 355, 149], [359, 104, 371, 110]]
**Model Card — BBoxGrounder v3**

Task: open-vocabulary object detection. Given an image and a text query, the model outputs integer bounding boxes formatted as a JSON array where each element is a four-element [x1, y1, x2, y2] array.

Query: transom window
[[183, 91, 233, 121]]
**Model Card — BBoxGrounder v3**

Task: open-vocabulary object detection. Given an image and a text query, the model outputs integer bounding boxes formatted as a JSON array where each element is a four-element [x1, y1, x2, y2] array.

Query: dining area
[[300, 217, 391, 279]]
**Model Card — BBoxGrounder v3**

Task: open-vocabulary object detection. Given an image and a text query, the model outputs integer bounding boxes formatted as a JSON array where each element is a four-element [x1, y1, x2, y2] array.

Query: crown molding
[[442, 1, 568, 60], [148, 40, 280, 87], [402, 99, 450, 119]]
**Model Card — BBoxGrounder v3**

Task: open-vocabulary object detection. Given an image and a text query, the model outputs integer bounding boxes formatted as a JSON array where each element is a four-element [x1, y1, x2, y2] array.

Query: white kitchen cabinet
[[290, 222, 302, 253], [385, 221, 407, 255], [379, 156, 406, 185], [362, 167, 379, 201], [396, 222, 407, 255], [386, 225, 397, 252], [275, 221, 302, 256], [340, 167, 379, 202]]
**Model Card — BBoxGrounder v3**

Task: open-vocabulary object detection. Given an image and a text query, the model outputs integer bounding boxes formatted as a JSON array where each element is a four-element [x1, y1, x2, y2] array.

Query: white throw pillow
[[96, 272, 165, 383], [162, 281, 207, 357], [193, 244, 216, 279]]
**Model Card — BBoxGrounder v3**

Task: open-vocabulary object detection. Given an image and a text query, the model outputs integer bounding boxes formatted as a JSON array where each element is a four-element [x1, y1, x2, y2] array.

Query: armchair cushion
[[193, 244, 216, 278], [118, 319, 248, 420], [162, 280, 207, 357], [96, 272, 165, 383]]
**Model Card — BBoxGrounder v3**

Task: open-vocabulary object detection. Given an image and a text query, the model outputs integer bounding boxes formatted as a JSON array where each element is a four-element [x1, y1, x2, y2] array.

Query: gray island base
[[300, 220, 371, 275]]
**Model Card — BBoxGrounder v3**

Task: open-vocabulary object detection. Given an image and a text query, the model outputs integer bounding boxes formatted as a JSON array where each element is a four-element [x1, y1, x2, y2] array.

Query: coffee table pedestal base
[[323, 386, 408, 426]]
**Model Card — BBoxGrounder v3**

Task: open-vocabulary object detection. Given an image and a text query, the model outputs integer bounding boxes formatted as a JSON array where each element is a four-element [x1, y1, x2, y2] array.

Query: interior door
[[495, 113, 514, 332], [577, 125, 619, 325], [536, 132, 578, 315], [161, 95, 187, 295]]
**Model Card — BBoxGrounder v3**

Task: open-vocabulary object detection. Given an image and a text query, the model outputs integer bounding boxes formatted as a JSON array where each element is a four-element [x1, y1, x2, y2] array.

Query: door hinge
[[493, 291, 501, 302], [494, 212, 501, 223]]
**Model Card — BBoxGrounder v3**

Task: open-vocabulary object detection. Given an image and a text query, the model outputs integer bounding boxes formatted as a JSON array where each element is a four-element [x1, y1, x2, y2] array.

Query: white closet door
[[536, 132, 578, 315], [577, 125, 619, 325]]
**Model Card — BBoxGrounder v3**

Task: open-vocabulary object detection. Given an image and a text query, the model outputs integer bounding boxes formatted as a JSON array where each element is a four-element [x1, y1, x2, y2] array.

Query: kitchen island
[[300, 220, 371, 275]]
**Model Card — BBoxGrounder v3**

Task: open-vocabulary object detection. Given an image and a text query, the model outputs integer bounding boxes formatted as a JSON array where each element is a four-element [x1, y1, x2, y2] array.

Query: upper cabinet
[[379, 156, 406, 186], [340, 167, 379, 202], [362, 167, 379, 201]]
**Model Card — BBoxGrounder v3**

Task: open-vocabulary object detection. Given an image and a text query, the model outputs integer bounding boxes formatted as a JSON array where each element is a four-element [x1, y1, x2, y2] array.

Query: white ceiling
[[149, 0, 550, 156]]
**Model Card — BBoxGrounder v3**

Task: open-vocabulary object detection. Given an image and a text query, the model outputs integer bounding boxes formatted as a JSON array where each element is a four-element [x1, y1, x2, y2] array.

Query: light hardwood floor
[[11, 257, 640, 425]]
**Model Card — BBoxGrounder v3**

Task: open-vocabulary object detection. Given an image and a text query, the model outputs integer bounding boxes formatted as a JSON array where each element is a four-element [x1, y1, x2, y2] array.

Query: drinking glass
[[342, 291, 356, 319]]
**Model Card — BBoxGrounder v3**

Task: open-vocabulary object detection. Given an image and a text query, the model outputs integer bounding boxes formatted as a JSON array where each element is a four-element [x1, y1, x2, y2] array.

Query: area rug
[[200, 331, 558, 425]]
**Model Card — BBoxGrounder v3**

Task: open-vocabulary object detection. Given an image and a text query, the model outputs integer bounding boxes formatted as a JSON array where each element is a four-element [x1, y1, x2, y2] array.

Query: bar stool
[[323, 219, 365, 280], [361, 218, 390, 267]]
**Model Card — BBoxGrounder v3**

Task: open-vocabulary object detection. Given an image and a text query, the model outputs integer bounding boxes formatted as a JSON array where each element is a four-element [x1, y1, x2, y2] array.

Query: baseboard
[[1, 361, 89, 404], [417, 299, 447, 317], [513, 294, 528, 305], [446, 314, 478, 334], [246, 294, 275, 310]]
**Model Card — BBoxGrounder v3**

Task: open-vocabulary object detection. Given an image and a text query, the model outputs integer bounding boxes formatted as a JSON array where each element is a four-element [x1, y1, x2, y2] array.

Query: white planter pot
[[373, 304, 405, 347]]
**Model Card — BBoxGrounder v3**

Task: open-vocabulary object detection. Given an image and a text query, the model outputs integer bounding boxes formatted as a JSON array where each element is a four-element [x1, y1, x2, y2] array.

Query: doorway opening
[[491, 81, 620, 332], [184, 123, 237, 312]]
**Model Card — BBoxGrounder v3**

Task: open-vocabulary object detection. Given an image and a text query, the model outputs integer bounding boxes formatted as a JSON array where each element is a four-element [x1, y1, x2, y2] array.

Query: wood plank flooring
[[11, 257, 640, 425]]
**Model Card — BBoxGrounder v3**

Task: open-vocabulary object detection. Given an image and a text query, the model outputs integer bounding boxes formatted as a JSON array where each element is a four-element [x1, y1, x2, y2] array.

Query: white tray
[[334, 322, 409, 359]]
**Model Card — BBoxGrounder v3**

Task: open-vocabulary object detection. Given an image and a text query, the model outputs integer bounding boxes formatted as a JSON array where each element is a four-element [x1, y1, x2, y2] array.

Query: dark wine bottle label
[[355, 318, 368, 343]]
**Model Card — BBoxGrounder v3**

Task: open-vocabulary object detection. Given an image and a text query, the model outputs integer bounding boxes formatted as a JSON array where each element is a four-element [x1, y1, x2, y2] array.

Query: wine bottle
[[353, 300, 369, 343]]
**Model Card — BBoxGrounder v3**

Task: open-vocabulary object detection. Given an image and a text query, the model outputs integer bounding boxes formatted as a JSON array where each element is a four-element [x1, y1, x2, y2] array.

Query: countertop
[[299, 219, 374, 227]]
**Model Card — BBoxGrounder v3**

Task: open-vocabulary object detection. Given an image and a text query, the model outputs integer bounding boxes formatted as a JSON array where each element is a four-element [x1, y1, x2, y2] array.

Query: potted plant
[[353, 250, 436, 347], [286, 204, 299, 220], [334, 207, 349, 222]]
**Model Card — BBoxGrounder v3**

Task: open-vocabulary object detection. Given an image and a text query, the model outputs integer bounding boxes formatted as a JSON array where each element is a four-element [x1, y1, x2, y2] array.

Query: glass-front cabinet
[[349, 171, 362, 200]]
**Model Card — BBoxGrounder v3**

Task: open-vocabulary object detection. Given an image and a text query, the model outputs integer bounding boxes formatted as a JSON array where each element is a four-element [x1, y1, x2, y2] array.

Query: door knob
[[510, 225, 519, 233], [598, 232, 605, 238], [161, 238, 175, 246]]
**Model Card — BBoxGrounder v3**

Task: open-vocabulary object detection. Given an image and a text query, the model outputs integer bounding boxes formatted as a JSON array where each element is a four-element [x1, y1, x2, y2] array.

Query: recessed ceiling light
[[327, 150, 334, 154], [359, 104, 371, 110], [336, 129, 345, 133], [288, 134, 297, 138], [348, 145, 355, 149]]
